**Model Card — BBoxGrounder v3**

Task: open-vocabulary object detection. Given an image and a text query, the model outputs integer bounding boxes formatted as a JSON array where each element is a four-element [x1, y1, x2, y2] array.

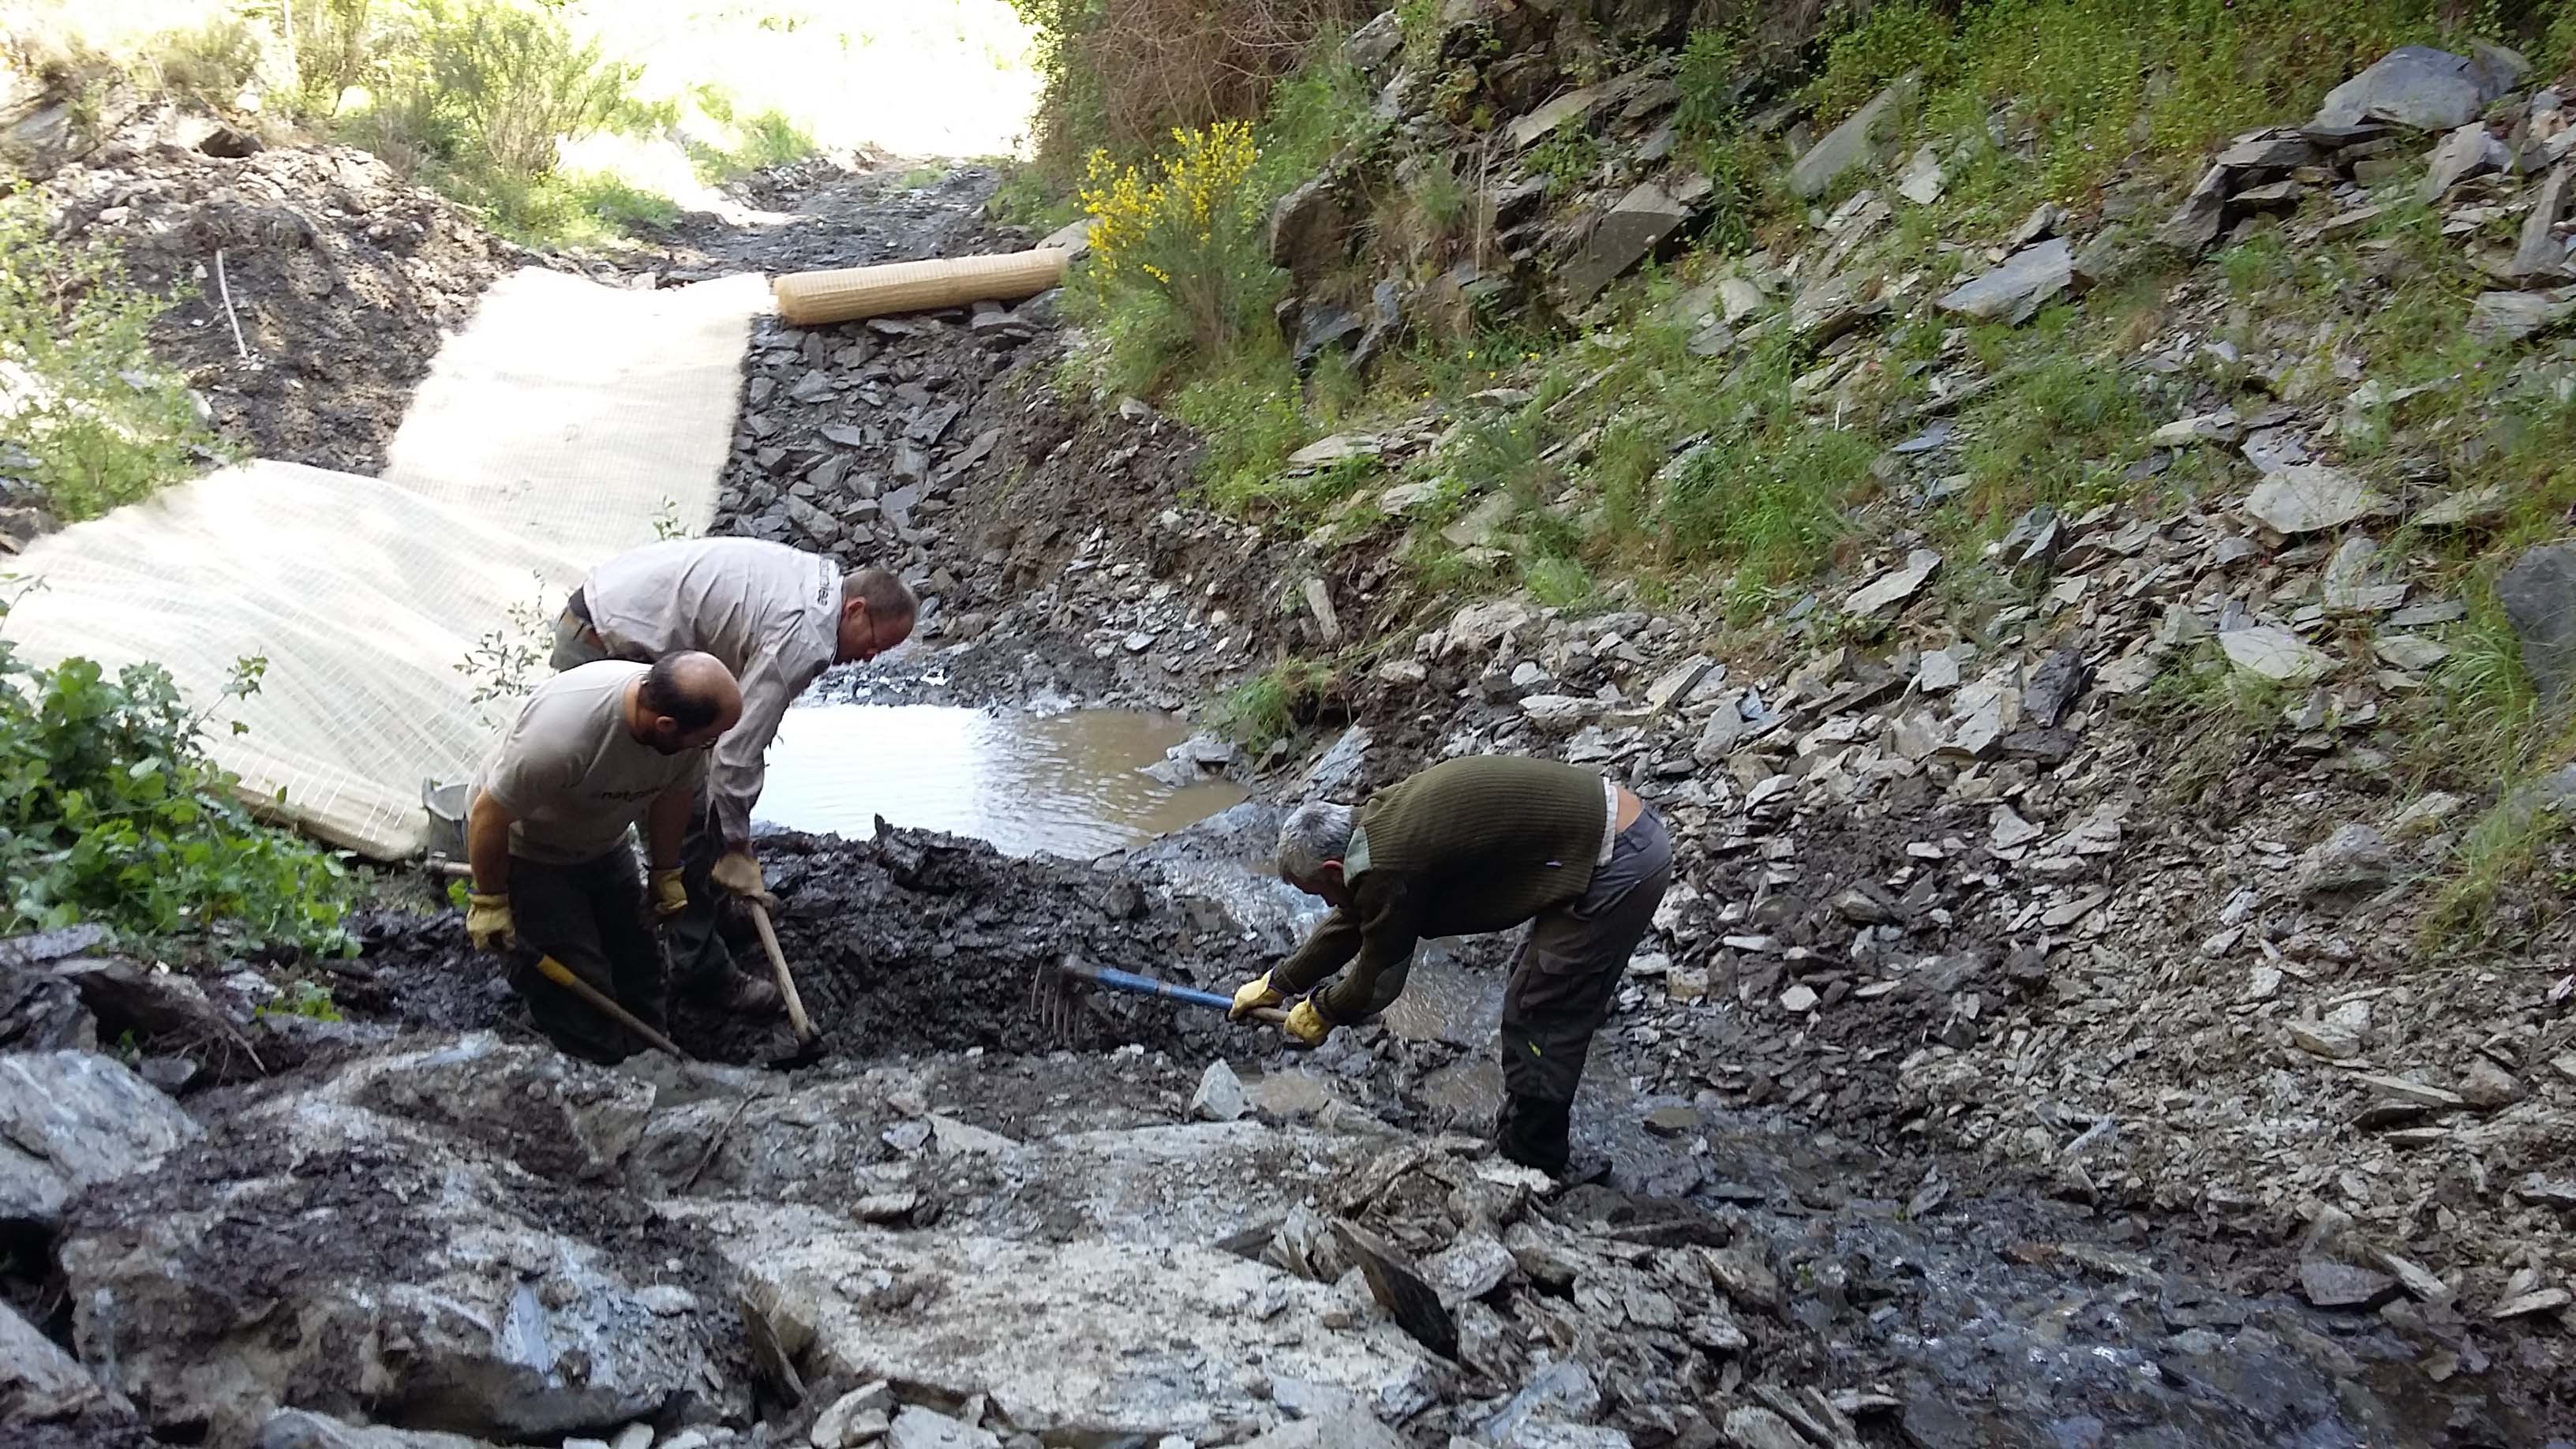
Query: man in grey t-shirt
[[466, 653, 741, 1061]]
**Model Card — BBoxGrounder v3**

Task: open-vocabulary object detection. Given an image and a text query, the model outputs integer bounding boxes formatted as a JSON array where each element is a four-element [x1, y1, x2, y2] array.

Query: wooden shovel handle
[[535, 954, 687, 1059], [747, 900, 814, 1041]]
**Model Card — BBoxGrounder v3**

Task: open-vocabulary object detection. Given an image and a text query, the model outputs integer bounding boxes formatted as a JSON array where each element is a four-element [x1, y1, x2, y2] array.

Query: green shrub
[[0, 612, 353, 957], [142, 16, 271, 112], [0, 197, 215, 522], [1078, 120, 1285, 388], [471, 169, 683, 248], [1957, 349, 2147, 519], [275, 0, 380, 117], [348, 0, 644, 187]]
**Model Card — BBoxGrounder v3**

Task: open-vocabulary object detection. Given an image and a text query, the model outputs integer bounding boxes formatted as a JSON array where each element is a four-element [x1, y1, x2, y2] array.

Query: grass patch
[[1956, 345, 2148, 521], [1211, 655, 1338, 751], [685, 84, 821, 183], [465, 168, 682, 247], [1170, 349, 1316, 511]]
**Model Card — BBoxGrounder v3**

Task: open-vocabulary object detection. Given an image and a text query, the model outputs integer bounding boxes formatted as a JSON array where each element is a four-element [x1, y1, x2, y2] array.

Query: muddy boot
[[688, 968, 781, 1014], [1496, 1095, 1573, 1178]]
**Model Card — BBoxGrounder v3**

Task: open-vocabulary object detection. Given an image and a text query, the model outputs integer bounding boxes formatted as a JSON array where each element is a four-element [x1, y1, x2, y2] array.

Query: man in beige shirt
[[466, 653, 741, 1061], [552, 537, 917, 1006]]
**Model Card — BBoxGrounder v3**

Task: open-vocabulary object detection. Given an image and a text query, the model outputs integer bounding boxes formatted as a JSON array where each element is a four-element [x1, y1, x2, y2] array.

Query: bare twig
[[679, 1090, 763, 1193], [214, 249, 250, 362]]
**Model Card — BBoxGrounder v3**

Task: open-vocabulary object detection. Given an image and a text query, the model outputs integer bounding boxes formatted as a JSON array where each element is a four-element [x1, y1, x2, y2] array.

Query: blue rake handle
[[1059, 960, 1290, 1024]]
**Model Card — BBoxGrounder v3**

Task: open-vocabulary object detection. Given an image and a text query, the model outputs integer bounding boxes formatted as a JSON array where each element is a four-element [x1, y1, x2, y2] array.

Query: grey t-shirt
[[474, 661, 706, 865]]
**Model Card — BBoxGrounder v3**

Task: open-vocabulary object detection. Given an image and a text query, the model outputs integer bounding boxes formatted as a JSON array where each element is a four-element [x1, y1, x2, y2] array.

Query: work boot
[[1495, 1095, 1573, 1178], [685, 968, 781, 1014]]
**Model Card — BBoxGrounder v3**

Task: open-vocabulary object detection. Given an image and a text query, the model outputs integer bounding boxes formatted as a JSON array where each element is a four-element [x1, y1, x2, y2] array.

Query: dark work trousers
[[1496, 807, 1673, 1168], [551, 603, 735, 996], [506, 846, 668, 1063]]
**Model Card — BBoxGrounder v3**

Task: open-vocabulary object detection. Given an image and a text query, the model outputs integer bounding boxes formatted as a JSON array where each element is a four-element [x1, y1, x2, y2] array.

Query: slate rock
[[2219, 626, 2334, 685], [2, 1296, 110, 1422], [2156, 165, 2231, 253], [2499, 541, 2576, 698], [1846, 548, 1941, 617], [886, 1406, 1001, 1449], [2314, 45, 2520, 132], [2421, 122, 2507, 202], [2021, 647, 2089, 729], [0, 1050, 200, 1232], [2299, 1260, 2399, 1310], [1241, 1406, 1404, 1449], [1190, 1059, 1252, 1123], [1934, 238, 2075, 324], [1791, 75, 1918, 199], [1344, 10, 1402, 71], [2469, 289, 2576, 343], [1559, 182, 1694, 302], [1267, 174, 1354, 287], [2297, 823, 2394, 896], [2242, 465, 2383, 534], [2459, 1059, 2527, 1109], [253, 1410, 489, 1449], [2513, 161, 2576, 281], [1333, 1219, 1457, 1359]]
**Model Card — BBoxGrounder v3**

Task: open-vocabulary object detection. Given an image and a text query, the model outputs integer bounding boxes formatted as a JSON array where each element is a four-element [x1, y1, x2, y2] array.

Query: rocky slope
[[6, 14, 2576, 1449]]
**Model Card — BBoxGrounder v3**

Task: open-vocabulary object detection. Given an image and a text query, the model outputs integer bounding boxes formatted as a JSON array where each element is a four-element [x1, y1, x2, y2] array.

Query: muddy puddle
[[754, 704, 1246, 858]]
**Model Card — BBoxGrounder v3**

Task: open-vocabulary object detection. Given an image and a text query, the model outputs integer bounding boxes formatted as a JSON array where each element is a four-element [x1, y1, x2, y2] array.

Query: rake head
[[1028, 957, 1093, 1046]]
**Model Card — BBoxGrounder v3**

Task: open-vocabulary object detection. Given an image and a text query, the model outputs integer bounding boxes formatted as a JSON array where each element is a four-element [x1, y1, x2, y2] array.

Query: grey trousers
[[1497, 807, 1673, 1105]]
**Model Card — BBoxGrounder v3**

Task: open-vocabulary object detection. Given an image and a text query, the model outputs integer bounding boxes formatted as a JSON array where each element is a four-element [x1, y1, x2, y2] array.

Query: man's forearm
[[466, 798, 514, 896], [646, 785, 692, 871]]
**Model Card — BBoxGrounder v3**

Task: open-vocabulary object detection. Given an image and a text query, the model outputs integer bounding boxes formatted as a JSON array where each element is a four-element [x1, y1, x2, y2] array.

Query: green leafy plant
[[0, 195, 216, 522], [258, 979, 346, 1022], [0, 593, 353, 957], [459, 574, 555, 705]]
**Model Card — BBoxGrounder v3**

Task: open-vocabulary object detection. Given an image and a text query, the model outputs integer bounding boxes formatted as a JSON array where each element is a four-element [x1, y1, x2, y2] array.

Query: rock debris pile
[[23, 109, 511, 494]]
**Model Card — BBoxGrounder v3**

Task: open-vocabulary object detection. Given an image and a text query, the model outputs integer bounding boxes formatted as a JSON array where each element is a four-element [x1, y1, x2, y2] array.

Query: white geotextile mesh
[[1, 270, 767, 859]]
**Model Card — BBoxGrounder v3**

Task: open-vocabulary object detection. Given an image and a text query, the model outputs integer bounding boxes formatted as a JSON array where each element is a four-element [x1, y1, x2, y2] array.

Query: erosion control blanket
[[2, 269, 767, 859]]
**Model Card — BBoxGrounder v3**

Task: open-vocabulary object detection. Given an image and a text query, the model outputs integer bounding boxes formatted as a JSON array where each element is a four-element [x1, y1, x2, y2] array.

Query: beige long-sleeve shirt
[[578, 537, 841, 848]]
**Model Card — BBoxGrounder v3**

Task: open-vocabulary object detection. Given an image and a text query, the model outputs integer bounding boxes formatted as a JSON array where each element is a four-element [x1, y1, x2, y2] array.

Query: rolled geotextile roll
[[773, 248, 1069, 328]]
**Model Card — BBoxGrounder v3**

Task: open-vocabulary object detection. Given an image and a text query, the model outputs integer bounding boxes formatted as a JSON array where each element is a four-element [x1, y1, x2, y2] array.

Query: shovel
[[746, 900, 825, 1069], [534, 954, 689, 1060]]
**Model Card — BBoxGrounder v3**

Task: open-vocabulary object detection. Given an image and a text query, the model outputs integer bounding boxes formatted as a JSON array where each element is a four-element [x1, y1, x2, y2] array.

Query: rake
[[1031, 955, 1288, 1044]]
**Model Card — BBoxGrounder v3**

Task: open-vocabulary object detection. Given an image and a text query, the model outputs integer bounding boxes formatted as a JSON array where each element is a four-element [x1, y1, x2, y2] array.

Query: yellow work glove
[[649, 867, 687, 919], [710, 850, 778, 909], [465, 893, 515, 953], [1282, 998, 1332, 1047], [1230, 971, 1284, 1020]]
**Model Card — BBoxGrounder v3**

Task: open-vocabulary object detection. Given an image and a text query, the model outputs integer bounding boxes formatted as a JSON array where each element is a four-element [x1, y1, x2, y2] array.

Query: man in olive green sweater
[[1230, 754, 1674, 1177]]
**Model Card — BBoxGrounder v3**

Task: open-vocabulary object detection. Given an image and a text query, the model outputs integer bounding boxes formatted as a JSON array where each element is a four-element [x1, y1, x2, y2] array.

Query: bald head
[[635, 650, 742, 754]]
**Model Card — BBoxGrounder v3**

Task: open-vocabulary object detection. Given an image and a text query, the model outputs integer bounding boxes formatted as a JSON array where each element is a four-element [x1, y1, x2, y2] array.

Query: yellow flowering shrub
[[1077, 122, 1274, 380]]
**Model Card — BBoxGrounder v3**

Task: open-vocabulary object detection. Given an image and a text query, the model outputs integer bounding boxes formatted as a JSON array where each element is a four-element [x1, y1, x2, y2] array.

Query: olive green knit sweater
[[1272, 754, 1610, 1022]]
